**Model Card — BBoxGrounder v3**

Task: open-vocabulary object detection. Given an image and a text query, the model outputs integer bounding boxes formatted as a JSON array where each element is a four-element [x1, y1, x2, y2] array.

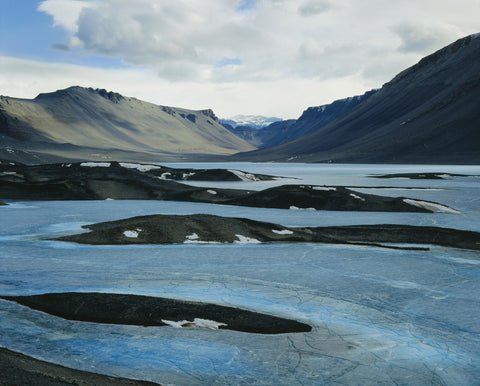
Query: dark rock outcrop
[[0, 347, 159, 385], [0, 161, 459, 213], [1, 292, 312, 334], [52, 213, 480, 251], [225, 184, 437, 212], [200, 109, 219, 122]]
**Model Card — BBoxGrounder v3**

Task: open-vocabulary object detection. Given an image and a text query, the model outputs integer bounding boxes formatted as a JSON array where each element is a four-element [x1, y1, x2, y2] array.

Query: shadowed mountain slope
[[222, 91, 375, 148], [233, 34, 480, 164], [0, 86, 255, 162]]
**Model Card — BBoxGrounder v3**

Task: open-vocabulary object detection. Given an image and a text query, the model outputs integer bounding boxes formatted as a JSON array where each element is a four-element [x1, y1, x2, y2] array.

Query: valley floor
[[1, 163, 480, 385]]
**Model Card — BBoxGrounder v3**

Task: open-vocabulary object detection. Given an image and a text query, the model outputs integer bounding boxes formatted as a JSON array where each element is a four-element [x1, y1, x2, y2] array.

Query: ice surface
[[1, 163, 480, 384]]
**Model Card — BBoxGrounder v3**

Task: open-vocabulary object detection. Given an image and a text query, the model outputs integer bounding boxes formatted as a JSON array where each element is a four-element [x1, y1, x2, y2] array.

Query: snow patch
[[80, 162, 111, 168], [123, 228, 142, 238], [119, 163, 160, 172], [272, 229, 293, 235], [228, 169, 259, 181], [207, 190, 217, 195], [161, 318, 227, 330], [184, 233, 221, 244], [234, 234, 261, 244], [290, 206, 315, 210], [403, 199, 460, 214], [182, 172, 196, 179], [350, 193, 366, 201], [159, 172, 172, 180], [312, 186, 336, 191]]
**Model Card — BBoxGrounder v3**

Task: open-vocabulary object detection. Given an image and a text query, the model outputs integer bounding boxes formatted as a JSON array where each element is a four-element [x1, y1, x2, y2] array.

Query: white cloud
[[37, 0, 477, 82], [13, 0, 480, 117], [38, 0, 93, 32], [0, 55, 371, 118], [392, 23, 463, 53], [298, 0, 332, 17]]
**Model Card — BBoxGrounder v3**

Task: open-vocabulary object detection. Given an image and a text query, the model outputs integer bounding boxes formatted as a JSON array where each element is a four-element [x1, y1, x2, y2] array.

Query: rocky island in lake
[[1, 292, 312, 335], [53, 213, 480, 251], [0, 160, 459, 213]]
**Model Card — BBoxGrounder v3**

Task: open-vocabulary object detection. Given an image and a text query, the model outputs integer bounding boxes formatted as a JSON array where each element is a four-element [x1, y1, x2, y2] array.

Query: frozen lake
[[1, 163, 480, 384]]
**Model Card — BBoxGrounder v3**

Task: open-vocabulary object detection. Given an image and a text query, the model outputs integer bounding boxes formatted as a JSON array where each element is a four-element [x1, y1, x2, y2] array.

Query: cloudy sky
[[1, 0, 479, 118]]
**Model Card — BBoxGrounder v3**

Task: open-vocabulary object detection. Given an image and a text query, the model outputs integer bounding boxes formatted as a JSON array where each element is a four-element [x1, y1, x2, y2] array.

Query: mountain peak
[[35, 86, 125, 104], [221, 115, 283, 129]]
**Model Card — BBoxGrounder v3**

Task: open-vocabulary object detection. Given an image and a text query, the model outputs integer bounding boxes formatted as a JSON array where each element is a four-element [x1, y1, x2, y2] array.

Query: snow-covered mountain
[[220, 115, 283, 129]]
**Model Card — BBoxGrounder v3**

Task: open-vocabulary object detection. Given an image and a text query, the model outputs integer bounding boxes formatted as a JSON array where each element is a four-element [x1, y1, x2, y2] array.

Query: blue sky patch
[[236, 0, 257, 12], [0, 0, 127, 69], [215, 57, 243, 68]]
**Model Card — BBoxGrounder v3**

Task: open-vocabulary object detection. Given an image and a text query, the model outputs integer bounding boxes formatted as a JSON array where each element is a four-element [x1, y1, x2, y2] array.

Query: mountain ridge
[[222, 91, 376, 148], [231, 33, 480, 164], [0, 86, 255, 162]]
